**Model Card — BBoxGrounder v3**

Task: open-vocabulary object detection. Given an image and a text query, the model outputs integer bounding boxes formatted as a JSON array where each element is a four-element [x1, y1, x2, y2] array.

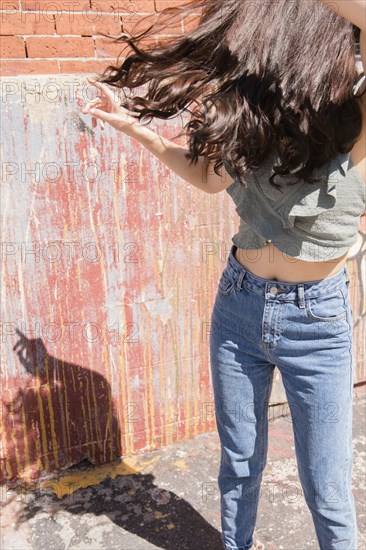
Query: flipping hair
[[94, 0, 365, 188]]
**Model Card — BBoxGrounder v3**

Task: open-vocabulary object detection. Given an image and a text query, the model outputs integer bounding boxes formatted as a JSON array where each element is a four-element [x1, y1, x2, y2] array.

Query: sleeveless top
[[223, 145, 366, 262]]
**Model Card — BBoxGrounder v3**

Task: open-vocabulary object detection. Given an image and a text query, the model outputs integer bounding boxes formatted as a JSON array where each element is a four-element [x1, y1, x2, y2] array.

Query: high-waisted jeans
[[209, 244, 357, 550]]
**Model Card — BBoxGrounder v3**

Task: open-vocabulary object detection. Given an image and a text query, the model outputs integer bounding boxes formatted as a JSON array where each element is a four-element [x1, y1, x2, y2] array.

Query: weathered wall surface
[[1, 70, 365, 484], [0, 74, 232, 482], [0, 1, 198, 76]]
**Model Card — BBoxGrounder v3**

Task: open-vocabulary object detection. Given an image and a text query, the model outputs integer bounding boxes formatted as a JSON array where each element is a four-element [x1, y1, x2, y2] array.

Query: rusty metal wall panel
[[1, 75, 365, 484]]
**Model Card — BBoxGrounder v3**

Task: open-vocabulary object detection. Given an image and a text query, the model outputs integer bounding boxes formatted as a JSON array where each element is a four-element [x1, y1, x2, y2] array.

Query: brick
[[137, 34, 157, 49], [59, 58, 116, 73], [182, 13, 200, 33], [121, 11, 155, 33], [94, 35, 127, 57], [21, 1, 87, 11], [55, 12, 121, 35], [90, 1, 155, 13], [155, 34, 180, 48], [0, 0, 18, 10], [155, 0, 184, 11], [0, 59, 59, 75], [0, 12, 56, 35], [0, 36, 26, 57], [26, 36, 95, 57], [123, 34, 157, 53], [122, 12, 182, 34]]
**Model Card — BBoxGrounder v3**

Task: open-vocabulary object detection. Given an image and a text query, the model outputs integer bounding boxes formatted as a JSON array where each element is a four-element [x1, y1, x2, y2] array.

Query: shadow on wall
[[1, 332, 222, 549], [2, 225, 365, 484], [1, 328, 122, 482]]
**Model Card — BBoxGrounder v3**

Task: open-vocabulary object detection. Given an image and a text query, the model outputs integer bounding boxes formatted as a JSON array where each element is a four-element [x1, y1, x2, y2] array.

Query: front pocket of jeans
[[305, 288, 347, 322], [218, 267, 237, 295]]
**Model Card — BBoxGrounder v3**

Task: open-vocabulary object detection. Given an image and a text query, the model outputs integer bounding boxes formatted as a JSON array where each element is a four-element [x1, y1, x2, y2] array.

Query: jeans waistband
[[228, 245, 350, 305]]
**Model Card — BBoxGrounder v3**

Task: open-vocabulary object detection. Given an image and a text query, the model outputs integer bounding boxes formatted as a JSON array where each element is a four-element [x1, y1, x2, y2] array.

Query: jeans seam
[[344, 298, 354, 510], [213, 253, 356, 548]]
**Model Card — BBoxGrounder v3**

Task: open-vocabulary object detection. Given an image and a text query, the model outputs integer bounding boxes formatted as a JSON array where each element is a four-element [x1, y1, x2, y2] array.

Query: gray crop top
[[224, 145, 366, 262]]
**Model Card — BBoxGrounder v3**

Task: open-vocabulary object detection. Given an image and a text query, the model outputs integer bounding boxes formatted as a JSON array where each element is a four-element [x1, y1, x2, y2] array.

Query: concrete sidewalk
[[1, 391, 365, 550]]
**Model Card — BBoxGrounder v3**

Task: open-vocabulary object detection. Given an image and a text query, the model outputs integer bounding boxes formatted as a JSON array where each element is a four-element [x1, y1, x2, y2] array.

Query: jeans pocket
[[218, 266, 239, 296], [305, 288, 347, 322]]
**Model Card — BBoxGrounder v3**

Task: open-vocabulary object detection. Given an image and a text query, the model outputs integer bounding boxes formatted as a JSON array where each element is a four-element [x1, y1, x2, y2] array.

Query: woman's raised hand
[[81, 77, 140, 133]]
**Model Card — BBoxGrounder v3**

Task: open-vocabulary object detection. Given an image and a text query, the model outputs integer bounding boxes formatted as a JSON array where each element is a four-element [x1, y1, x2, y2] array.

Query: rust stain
[[0, 76, 365, 486]]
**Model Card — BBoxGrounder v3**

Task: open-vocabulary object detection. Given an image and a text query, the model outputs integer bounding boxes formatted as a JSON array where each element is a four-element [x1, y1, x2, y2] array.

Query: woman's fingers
[[87, 77, 115, 102], [82, 77, 139, 132], [89, 107, 114, 123], [91, 117, 105, 130], [82, 97, 104, 114]]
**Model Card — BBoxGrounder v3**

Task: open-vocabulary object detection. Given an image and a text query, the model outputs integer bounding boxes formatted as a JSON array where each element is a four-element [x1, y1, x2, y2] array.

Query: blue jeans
[[209, 244, 357, 550]]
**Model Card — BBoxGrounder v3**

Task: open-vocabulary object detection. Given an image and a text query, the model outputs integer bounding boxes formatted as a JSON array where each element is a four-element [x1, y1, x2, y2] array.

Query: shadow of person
[[2, 329, 223, 549], [12, 468, 223, 550], [2, 329, 122, 480]]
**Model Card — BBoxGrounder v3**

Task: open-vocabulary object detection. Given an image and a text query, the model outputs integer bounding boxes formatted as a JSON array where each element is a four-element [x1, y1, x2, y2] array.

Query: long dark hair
[[94, 0, 364, 188]]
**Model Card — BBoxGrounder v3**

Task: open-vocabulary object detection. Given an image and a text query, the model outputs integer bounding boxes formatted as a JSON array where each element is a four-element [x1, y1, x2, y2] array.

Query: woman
[[80, 1, 366, 548]]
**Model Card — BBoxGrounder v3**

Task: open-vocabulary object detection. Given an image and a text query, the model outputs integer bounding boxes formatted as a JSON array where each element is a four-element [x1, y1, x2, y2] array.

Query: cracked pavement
[[1, 391, 365, 550]]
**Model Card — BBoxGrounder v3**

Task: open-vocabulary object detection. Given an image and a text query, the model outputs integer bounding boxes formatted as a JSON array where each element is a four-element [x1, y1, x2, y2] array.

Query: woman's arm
[[82, 78, 234, 195], [321, 1, 366, 185], [320, 1, 366, 74], [320, 0, 366, 31], [124, 122, 234, 194]]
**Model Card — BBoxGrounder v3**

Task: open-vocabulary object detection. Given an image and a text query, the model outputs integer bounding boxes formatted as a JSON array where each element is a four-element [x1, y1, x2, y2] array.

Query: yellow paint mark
[[193, 295, 199, 438], [1, 395, 14, 480], [21, 453, 162, 498], [101, 348, 111, 463], [114, 160, 133, 455], [84, 373, 93, 462], [36, 365, 49, 471], [166, 317, 178, 447], [184, 305, 190, 440], [172, 459, 188, 470], [75, 256, 87, 474], [61, 357, 71, 458], [6, 393, 21, 476], [44, 355, 60, 469], [154, 511, 168, 519], [34, 412, 43, 476], [20, 400, 30, 476], [142, 312, 150, 450], [85, 372, 97, 464], [147, 310, 156, 450], [79, 381, 90, 456], [120, 330, 130, 455]]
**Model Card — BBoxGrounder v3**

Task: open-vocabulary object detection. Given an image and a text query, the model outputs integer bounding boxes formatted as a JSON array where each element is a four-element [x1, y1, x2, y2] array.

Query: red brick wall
[[0, 0, 201, 75]]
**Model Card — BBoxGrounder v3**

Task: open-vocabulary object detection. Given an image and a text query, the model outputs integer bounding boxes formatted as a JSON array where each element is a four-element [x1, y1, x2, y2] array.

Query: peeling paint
[[1, 75, 365, 486], [143, 296, 174, 324]]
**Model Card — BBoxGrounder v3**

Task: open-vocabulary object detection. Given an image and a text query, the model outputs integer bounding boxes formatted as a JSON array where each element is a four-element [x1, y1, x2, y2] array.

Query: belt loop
[[345, 265, 350, 285], [236, 269, 246, 290], [298, 284, 305, 309]]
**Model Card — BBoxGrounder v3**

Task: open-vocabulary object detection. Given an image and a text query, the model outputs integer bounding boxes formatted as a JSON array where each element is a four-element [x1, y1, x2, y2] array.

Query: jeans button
[[270, 286, 278, 295]]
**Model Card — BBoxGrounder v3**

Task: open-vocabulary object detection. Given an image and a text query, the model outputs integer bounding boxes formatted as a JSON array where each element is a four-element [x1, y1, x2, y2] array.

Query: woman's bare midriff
[[233, 242, 351, 283], [233, 142, 364, 283]]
